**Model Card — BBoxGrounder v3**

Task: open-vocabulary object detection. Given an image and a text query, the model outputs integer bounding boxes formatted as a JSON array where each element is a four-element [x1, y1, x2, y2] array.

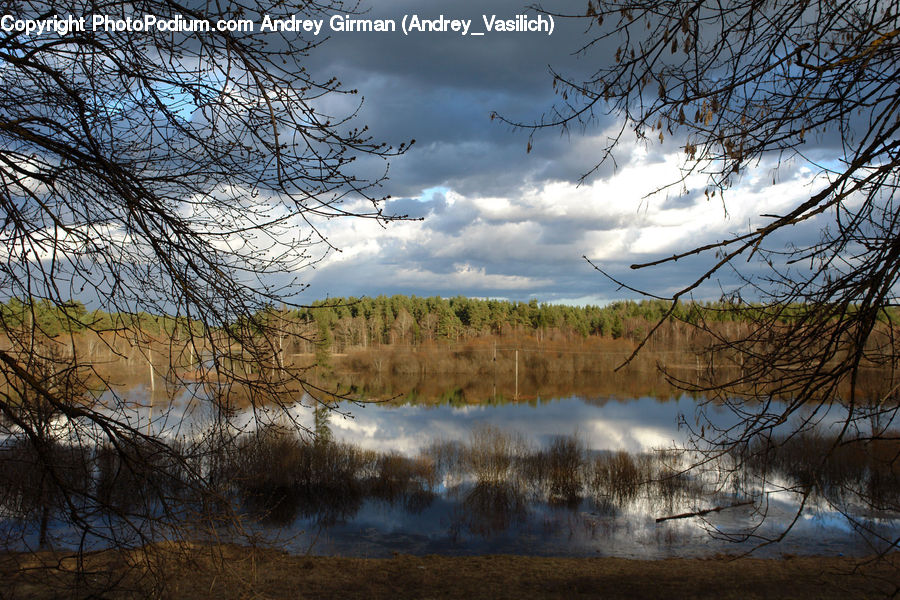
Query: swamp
[[2, 339, 898, 562]]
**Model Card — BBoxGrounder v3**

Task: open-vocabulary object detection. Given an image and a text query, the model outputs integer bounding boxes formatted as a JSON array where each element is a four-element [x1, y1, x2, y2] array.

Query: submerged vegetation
[[3, 417, 896, 556]]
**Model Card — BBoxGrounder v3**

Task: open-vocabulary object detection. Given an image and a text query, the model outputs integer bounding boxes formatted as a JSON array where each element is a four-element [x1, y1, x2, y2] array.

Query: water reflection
[[2, 377, 898, 559], [302, 396, 697, 456], [205, 422, 898, 558]]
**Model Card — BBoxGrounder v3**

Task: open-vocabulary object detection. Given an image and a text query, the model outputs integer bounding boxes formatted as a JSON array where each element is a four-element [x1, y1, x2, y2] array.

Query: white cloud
[[298, 136, 826, 301]]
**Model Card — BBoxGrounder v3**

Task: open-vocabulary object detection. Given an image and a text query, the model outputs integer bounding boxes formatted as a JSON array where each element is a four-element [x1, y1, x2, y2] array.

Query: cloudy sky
[[279, 0, 826, 305]]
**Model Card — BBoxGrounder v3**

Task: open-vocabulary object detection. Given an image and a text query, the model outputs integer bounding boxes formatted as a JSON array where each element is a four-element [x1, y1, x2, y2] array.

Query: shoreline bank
[[4, 545, 898, 598]]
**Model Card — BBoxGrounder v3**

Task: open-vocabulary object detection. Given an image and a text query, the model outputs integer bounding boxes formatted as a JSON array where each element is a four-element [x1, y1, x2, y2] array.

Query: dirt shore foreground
[[3, 545, 898, 599]]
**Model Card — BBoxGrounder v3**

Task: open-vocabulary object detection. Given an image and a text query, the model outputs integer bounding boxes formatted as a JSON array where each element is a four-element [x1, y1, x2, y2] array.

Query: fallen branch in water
[[656, 501, 755, 523]]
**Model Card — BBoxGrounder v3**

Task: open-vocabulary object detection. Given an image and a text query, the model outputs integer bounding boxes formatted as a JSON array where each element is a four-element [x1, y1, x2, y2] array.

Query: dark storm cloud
[[307, 0, 593, 92], [278, 1, 845, 304], [294, 0, 616, 198]]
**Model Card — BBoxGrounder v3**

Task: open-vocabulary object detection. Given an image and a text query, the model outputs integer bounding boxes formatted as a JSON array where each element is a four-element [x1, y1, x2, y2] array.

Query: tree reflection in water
[[1, 420, 896, 557]]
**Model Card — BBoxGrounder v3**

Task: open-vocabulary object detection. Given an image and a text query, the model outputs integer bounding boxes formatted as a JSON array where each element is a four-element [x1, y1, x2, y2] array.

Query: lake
[[2, 363, 898, 560], [31, 366, 900, 558], [253, 394, 897, 558]]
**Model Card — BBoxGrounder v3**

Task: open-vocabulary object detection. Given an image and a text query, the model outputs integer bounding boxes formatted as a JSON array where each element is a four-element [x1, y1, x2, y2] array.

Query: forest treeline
[[0, 294, 743, 350], [5, 294, 897, 354], [291, 295, 739, 352], [4, 295, 899, 401]]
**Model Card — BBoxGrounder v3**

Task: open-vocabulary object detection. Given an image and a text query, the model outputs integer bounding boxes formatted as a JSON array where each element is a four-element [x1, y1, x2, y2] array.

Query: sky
[[253, 0, 831, 305]]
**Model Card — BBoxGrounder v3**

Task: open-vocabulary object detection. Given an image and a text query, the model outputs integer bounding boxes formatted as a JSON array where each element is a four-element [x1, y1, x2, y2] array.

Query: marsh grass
[[0, 440, 91, 518], [739, 431, 900, 511], [459, 481, 528, 536], [592, 450, 643, 502], [3, 419, 896, 560], [465, 425, 529, 485]]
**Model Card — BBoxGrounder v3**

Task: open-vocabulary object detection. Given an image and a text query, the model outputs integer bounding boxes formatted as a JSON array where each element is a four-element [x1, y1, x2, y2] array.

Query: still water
[[244, 393, 896, 559], [4, 375, 899, 559]]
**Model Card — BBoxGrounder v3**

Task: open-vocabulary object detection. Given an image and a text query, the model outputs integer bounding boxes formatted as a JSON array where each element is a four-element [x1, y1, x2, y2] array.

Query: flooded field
[[2, 359, 898, 559], [222, 397, 899, 558]]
